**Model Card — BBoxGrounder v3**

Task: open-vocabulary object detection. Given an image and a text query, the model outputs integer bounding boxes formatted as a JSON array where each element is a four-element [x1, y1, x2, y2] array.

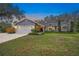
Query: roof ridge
[[14, 18, 44, 26]]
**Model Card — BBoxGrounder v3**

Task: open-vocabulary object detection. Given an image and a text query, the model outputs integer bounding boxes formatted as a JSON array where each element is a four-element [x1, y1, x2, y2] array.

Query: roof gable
[[16, 19, 35, 26]]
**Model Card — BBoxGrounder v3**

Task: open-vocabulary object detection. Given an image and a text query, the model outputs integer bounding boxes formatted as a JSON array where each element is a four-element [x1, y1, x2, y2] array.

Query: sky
[[14, 3, 79, 20]]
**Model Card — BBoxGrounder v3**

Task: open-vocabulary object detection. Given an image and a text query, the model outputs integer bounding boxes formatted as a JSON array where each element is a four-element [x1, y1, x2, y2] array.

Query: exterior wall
[[58, 21, 70, 32], [45, 26, 56, 31], [13, 25, 34, 34], [43, 21, 70, 32], [64, 21, 71, 32], [45, 25, 69, 32], [15, 25, 34, 30]]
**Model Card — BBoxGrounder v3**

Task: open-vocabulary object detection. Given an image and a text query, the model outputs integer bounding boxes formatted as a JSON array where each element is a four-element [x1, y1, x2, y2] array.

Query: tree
[[76, 20, 79, 32], [56, 15, 64, 32], [70, 21, 74, 32], [70, 10, 79, 32], [57, 19, 61, 32], [0, 3, 25, 24], [44, 16, 49, 22], [0, 3, 25, 32]]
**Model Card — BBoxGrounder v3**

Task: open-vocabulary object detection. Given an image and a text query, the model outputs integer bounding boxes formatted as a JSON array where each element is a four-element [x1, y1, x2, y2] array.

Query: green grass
[[0, 32, 79, 56]]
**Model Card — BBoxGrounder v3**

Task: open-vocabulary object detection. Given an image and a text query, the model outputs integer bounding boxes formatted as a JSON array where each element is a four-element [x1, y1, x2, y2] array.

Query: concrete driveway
[[0, 27, 31, 44]]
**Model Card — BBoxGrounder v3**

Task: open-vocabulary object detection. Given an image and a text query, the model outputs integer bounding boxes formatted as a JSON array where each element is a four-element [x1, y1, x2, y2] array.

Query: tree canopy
[[0, 3, 25, 24]]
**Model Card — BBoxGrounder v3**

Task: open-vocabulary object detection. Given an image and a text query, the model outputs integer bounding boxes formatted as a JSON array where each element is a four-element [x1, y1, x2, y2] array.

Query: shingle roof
[[15, 19, 35, 26]]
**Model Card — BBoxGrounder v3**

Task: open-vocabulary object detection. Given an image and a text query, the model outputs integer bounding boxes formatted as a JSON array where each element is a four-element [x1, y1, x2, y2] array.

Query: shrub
[[31, 29, 39, 33], [0, 22, 15, 33], [0, 22, 7, 32], [29, 32, 44, 35], [5, 27, 16, 33]]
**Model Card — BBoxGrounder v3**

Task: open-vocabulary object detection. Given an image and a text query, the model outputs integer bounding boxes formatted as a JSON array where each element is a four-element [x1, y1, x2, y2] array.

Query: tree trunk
[[58, 20, 61, 32], [70, 21, 74, 32]]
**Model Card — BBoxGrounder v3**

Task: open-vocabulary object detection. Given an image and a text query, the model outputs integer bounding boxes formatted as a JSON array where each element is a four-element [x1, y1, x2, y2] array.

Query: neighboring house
[[36, 19, 72, 32]]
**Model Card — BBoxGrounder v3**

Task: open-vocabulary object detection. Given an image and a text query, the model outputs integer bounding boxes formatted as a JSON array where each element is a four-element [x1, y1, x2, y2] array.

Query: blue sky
[[14, 3, 79, 19]]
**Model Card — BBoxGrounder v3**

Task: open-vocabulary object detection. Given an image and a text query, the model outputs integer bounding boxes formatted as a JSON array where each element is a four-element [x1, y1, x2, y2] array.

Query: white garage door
[[16, 25, 34, 34]]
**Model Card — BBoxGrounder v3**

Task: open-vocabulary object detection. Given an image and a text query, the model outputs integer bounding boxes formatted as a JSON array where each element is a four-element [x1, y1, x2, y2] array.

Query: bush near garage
[[5, 27, 16, 33], [0, 22, 16, 33]]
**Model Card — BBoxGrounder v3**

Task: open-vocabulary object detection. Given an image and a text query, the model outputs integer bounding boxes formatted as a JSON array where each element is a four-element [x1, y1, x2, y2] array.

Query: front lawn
[[0, 32, 79, 56]]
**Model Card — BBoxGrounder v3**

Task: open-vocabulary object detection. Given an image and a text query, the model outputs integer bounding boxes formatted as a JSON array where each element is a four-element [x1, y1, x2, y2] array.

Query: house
[[36, 19, 72, 32], [14, 19, 35, 33], [0, 16, 73, 33], [15, 19, 35, 29]]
